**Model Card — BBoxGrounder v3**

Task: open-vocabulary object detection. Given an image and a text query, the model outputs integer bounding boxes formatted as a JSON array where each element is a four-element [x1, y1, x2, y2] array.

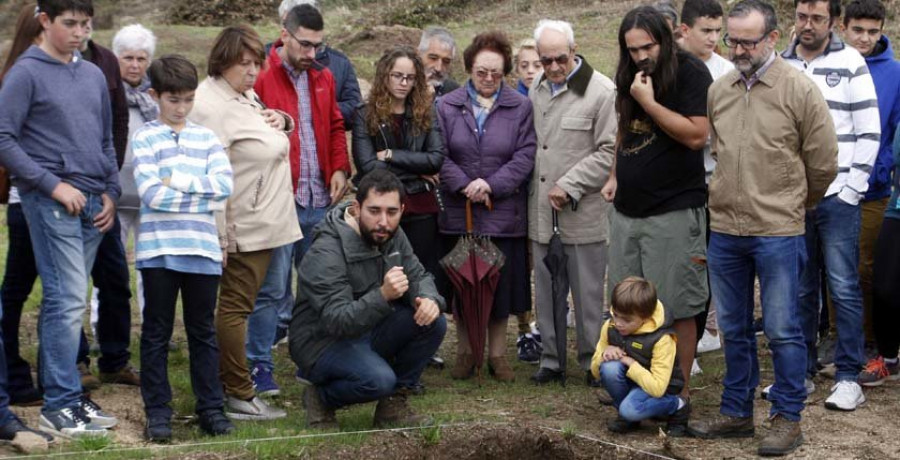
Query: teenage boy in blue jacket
[[0, 0, 119, 438]]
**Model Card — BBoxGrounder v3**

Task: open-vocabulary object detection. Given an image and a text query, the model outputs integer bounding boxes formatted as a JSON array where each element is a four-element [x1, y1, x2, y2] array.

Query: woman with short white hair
[[91, 24, 158, 320]]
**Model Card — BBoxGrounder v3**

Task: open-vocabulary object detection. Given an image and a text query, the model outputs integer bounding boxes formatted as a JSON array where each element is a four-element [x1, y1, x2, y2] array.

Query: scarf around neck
[[125, 76, 159, 123]]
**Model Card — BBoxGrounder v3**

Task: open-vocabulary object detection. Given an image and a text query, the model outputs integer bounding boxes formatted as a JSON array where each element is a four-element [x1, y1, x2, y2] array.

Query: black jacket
[[351, 104, 445, 196]]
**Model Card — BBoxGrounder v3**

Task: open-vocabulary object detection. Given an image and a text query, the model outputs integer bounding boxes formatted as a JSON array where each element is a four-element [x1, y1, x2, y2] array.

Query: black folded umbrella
[[542, 209, 569, 386]]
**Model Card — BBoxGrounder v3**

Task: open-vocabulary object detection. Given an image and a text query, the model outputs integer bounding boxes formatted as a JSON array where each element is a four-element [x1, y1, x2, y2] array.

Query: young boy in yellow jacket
[[590, 276, 691, 436]]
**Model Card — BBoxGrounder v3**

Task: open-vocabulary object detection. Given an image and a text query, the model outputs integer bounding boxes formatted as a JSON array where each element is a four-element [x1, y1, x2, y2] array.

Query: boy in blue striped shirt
[[131, 55, 234, 442]]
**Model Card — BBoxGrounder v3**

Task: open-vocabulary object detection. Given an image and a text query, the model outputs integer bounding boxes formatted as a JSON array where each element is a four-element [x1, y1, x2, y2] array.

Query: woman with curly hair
[[352, 45, 446, 277]]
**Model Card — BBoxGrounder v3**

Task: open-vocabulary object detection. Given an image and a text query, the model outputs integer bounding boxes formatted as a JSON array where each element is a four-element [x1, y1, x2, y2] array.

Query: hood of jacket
[[609, 300, 668, 335]]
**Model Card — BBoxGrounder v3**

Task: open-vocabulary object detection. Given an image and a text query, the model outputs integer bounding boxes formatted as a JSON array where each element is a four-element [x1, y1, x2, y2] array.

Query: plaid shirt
[[284, 60, 329, 208]]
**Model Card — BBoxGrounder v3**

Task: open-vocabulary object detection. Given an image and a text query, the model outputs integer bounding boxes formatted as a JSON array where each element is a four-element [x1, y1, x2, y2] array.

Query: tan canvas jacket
[[528, 57, 617, 245], [707, 56, 837, 237], [192, 77, 302, 253]]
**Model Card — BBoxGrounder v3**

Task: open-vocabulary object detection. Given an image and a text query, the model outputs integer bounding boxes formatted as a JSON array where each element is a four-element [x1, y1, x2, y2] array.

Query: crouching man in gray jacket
[[289, 170, 447, 430]]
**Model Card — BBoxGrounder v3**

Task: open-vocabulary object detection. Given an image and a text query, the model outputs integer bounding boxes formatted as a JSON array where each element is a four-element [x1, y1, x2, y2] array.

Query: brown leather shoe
[[303, 386, 337, 430], [758, 414, 803, 456], [99, 364, 141, 386], [450, 353, 476, 380], [373, 389, 432, 428], [687, 414, 754, 439], [488, 356, 515, 382], [78, 362, 101, 391]]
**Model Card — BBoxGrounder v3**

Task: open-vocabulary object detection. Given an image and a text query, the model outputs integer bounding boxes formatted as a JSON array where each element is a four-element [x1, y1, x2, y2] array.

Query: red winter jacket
[[254, 41, 350, 192]]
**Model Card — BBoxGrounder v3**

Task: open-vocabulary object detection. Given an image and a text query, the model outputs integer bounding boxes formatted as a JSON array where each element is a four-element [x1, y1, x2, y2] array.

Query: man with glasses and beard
[[601, 5, 712, 415], [781, 0, 880, 412], [250, 3, 351, 397], [527, 19, 617, 389], [686, 0, 837, 455], [289, 170, 446, 429]]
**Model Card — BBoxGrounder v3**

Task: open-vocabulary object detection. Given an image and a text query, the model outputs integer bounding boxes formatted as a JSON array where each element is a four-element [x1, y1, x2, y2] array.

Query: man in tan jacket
[[686, 0, 837, 456], [527, 19, 617, 386]]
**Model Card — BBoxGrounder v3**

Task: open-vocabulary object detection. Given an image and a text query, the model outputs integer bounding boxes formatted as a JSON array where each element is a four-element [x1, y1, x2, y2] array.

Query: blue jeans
[[709, 232, 808, 421], [798, 195, 864, 382], [0, 299, 18, 426], [246, 243, 293, 371], [77, 215, 132, 373], [20, 190, 104, 412], [599, 361, 679, 421], [306, 305, 447, 409]]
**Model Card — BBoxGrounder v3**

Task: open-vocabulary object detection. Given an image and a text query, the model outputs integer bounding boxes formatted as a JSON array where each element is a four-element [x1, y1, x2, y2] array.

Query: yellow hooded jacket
[[589, 300, 678, 398]]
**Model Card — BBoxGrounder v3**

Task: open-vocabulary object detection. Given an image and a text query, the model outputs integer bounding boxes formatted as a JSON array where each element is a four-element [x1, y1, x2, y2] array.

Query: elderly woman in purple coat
[[437, 31, 537, 383]]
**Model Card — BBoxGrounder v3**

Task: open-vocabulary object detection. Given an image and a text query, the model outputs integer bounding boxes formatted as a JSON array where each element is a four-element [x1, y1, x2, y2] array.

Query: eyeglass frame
[[473, 68, 504, 81], [795, 12, 831, 27], [539, 53, 570, 67], [283, 25, 327, 55], [389, 72, 416, 85], [722, 29, 774, 50]]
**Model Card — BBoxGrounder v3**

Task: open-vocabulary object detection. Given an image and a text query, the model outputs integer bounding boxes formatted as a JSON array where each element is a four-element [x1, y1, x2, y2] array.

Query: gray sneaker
[[39, 407, 108, 439], [80, 396, 117, 428], [224, 395, 287, 421]]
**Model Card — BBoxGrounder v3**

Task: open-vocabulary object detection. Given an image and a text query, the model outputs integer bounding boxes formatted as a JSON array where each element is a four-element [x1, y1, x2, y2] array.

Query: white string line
[[3, 422, 676, 459], [0, 423, 469, 460], [539, 426, 677, 460]]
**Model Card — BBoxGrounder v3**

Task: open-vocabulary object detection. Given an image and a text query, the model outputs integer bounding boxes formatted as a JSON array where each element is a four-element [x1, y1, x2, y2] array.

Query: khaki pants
[[217, 249, 273, 400]]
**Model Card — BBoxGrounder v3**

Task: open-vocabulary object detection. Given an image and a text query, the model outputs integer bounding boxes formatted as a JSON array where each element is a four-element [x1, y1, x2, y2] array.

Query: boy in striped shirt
[[131, 55, 234, 442]]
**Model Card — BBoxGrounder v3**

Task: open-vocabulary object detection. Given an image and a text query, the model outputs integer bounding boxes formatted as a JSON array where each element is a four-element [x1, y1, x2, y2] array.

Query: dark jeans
[[0, 299, 19, 425], [77, 216, 132, 373], [873, 218, 900, 359], [0, 204, 39, 396], [307, 305, 447, 409], [140, 268, 224, 419]]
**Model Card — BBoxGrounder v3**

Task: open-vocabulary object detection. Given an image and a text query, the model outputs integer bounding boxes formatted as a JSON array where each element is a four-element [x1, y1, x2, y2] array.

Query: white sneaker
[[691, 359, 703, 376], [760, 379, 815, 401], [696, 331, 722, 354], [824, 381, 865, 411]]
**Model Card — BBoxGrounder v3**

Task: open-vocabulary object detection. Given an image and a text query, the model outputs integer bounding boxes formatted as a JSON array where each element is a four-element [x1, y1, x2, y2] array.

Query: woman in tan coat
[[191, 25, 302, 421]]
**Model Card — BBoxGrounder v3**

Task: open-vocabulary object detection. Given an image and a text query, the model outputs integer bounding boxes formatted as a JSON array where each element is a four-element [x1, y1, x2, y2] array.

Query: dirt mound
[[323, 424, 661, 460], [336, 25, 424, 59], [167, 0, 277, 26]]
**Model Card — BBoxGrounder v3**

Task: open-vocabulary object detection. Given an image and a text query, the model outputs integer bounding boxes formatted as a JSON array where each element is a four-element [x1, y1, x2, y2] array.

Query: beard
[[360, 223, 397, 247], [798, 29, 829, 52], [635, 57, 657, 75], [288, 53, 314, 72]]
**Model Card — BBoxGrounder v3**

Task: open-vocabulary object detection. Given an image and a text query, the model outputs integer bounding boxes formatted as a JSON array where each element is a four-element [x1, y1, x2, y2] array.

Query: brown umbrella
[[440, 200, 505, 379]]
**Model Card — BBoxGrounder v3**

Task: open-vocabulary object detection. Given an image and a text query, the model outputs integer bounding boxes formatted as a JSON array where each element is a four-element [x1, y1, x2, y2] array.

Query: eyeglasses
[[796, 12, 830, 26], [283, 27, 326, 54], [539, 53, 569, 66], [389, 72, 416, 84], [474, 69, 503, 81], [722, 31, 772, 50]]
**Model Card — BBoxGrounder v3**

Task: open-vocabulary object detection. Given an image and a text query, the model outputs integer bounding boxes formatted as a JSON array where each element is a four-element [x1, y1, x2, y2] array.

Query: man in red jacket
[[249, 3, 351, 394]]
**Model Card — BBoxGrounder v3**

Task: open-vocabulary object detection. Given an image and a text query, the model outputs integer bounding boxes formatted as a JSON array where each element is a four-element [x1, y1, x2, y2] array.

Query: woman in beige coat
[[191, 25, 302, 421]]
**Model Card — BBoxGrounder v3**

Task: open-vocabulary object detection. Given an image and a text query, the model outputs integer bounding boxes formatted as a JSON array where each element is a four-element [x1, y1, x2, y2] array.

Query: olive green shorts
[[607, 206, 708, 320]]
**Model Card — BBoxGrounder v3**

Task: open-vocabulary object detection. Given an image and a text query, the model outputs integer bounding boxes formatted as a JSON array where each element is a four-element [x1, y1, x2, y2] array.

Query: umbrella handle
[[465, 199, 493, 235], [552, 208, 560, 234]]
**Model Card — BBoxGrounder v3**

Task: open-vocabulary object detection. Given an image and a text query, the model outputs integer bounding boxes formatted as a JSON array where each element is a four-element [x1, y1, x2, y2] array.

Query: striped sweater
[[782, 33, 881, 206], [132, 120, 233, 272]]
